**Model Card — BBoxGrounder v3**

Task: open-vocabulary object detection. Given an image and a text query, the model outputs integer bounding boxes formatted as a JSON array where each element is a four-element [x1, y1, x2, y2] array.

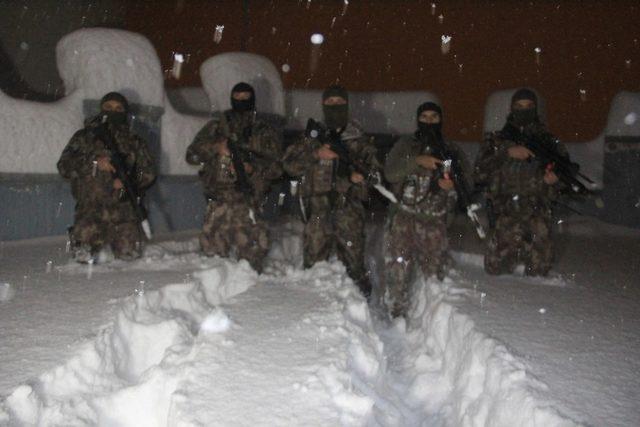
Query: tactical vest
[[397, 144, 449, 218]]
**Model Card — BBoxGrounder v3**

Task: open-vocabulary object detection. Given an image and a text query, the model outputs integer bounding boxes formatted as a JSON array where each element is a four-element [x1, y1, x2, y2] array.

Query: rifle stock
[[95, 116, 152, 240]]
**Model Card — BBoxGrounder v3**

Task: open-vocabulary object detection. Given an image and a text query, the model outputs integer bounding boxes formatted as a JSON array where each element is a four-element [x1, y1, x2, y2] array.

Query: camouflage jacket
[[57, 116, 156, 205], [186, 110, 283, 201], [474, 120, 568, 212], [384, 133, 458, 219], [282, 121, 381, 201]]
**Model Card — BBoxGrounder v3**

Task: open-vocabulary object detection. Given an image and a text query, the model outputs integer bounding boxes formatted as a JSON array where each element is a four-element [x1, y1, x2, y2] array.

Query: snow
[[0, 28, 163, 174], [2, 216, 638, 426], [1, 24, 635, 180], [200, 53, 286, 116], [160, 96, 209, 175], [57, 28, 164, 107], [166, 87, 212, 115], [0, 90, 83, 173], [606, 91, 640, 136]]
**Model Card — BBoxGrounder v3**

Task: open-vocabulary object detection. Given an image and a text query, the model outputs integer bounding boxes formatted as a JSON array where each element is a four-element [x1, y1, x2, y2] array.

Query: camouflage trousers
[[303, 194, 369, 293], [200, 197, 269, 273], [384, 210, 449, 318], [70, 201, 144, 260], [484, 210, 553, 276]]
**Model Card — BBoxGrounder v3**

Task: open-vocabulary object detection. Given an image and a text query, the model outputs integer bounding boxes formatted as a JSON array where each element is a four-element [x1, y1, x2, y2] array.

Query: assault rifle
[[427, 136, 486, 239], [521, 132, 593, 195], [220, 112, 255, 196], [218, 112, 259, 224], [94, 115, 153, 239], [305, 118, 397, 204]]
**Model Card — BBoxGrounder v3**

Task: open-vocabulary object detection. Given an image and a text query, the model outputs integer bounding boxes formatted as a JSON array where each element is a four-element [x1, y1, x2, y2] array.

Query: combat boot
[[73, 245, 95, 264]]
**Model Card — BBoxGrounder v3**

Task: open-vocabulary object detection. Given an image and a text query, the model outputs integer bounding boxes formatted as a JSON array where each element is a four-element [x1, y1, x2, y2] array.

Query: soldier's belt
[[397, 203, 446, 220]]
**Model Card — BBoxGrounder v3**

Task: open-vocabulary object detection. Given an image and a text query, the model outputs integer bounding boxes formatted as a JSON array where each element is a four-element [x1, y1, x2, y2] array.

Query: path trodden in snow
[[174, 263, 383, 426], [0, 252, 387, 426], [0, 226, 580, 426]]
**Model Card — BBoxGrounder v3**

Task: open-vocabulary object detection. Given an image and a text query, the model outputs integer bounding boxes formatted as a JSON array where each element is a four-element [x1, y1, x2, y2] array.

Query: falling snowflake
[[172, 53, 185, 79], [441, 35, 452, 54], [310, 33, 324, 45], [624, 112, 637, 126], [579, 89, 587, 101], [214, 25, 224, 44]]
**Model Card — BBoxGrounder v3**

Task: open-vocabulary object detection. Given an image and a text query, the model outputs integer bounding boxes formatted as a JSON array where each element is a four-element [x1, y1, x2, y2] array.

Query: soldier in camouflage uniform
[[474, 88, 567, 277], [186, 82, 282, 273], [58, 92, 156, 262], [383, 102, 458, 317], [282, 85, 382, 297]]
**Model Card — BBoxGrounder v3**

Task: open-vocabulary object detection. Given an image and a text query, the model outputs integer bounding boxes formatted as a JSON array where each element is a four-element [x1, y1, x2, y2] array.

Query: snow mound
[[200, 52, 285, 116], [161, 95, 209, 175], [403, 276, 578, 426], [1, 28, 165, 174], [0, 90, 83, 173], [57, 28, 164, 107], [0, 258, 257, 426]]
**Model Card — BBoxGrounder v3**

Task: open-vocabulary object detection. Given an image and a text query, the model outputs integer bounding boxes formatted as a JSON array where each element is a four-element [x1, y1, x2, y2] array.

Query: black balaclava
[[416, 101, 443, 140], [100, 92, 129, 126], [509, 88, 538, 128], [322, 85, 349, 130], [230, 82, 255, 113]]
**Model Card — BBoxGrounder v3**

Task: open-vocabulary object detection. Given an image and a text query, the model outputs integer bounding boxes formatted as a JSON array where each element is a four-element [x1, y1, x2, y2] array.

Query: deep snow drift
[[5, 217, 637, 426]]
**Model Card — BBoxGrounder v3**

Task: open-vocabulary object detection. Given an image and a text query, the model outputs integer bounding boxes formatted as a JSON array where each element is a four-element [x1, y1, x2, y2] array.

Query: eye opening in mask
[[101, 100, 125, 113]]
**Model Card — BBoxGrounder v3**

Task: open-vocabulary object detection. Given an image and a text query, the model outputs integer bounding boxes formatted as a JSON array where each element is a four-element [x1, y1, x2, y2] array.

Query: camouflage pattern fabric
[[57, 116, 156, 261], [384, 134, 458, 219], [186, 110, 282, 272], [186, 110, 282, 202], [303, 194, 366, 283], [484, 201, 552, 276], [474, 120, 567, 276], [384, 210, 449, 318], [383, 134, 458, 317], [283, 121, 381, 294], [200, 195, 269, 273]]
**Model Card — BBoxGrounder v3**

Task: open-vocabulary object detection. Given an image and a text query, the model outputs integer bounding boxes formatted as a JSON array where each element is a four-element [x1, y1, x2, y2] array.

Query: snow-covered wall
[[200, 53, 285, 116]]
